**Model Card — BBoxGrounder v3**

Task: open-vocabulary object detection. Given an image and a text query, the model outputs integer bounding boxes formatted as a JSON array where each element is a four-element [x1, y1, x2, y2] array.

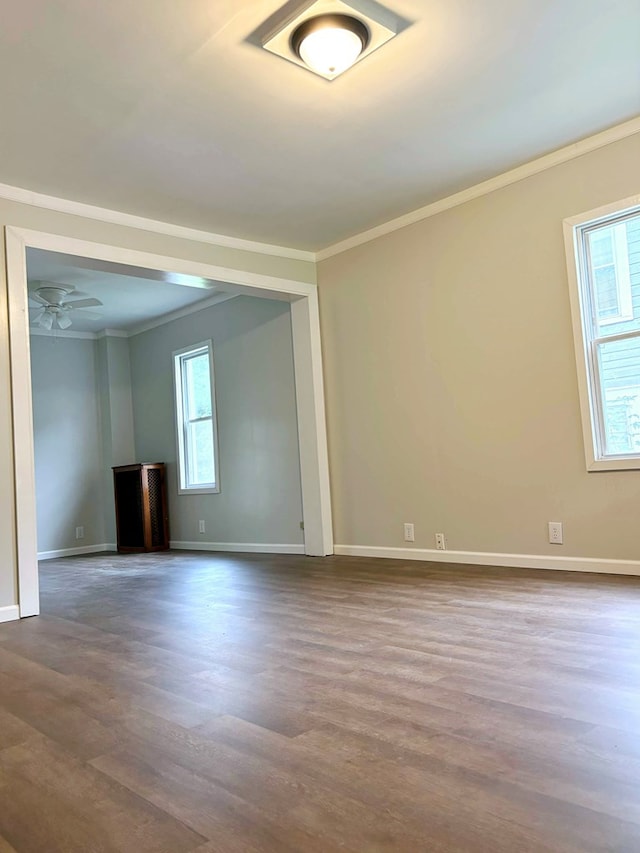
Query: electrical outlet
[[198, 519, 206, 534], [435, 533, 446, 550], [75, 526, 84, 540], [548, 521, 563, 544], [403, 523, 415, 542]]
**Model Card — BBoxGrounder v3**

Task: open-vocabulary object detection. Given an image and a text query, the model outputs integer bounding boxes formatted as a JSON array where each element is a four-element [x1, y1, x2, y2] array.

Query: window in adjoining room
[[173, 340, 220, 493]]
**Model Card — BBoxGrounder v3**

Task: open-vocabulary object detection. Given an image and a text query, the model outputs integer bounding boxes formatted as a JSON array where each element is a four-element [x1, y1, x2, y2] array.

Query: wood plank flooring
[[1, 552, 640, 851]]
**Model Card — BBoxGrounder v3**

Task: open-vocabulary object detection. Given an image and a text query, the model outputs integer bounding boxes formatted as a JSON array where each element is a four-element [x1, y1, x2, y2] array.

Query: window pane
[[588, 218, 638, 335], [589, 229, 614, 267], [185, 353, 212, 419], [597, 337, 640, 455], [188, 419, 215, 485], [594, 265, 618, 318]]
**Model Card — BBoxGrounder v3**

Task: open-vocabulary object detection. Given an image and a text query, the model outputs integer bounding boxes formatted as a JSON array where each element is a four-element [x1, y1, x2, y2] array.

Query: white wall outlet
[[198, 519, 206, 534], [435, 533, 446, 550], [75, 526, 84, 540], [548, 521, 563, 544], [403, 522, 415, 542]]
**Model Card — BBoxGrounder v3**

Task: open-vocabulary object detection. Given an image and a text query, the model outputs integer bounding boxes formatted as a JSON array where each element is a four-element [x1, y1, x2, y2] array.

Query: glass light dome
[[292, 14, 369, 77]]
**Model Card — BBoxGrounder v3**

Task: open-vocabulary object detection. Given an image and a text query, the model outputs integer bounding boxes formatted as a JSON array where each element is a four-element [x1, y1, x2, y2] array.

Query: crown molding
[[96, 329, 129, 339], [0, 181, 315, 263], [30, 327, 127, 340], [317, 115, 640, 261], [29, 327, 97, 340], [5, 116, 639, 267]]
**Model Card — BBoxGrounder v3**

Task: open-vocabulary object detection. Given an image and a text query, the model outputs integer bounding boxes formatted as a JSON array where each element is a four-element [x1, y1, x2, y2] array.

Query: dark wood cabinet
[[112, 463, 169, 553]]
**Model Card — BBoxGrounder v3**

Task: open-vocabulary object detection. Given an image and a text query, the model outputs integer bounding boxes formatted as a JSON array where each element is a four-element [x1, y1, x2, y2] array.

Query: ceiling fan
[[28, 282, 103, 331]]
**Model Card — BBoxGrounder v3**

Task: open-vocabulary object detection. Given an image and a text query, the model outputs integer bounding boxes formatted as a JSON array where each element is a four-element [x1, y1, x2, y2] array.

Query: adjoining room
[[27, 248, 305, 567]]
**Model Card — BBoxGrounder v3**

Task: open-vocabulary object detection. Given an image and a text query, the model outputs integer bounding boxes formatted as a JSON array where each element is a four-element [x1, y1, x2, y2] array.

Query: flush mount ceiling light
[[262, 0, 401, 81]]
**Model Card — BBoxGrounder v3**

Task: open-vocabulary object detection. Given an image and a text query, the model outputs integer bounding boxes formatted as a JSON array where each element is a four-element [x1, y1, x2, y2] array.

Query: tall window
[[565, 201, 640, 470], [173, 341, 220, 493]]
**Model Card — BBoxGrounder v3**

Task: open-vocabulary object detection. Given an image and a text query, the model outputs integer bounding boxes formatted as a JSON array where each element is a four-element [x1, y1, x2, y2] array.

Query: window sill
[[178, 485, 221, 495], [587, 457, 640, 472]]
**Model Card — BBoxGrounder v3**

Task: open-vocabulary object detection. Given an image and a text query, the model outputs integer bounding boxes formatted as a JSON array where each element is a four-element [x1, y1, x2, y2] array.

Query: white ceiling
[[26, 249, 233, 333], [3, 1, 639, 250]]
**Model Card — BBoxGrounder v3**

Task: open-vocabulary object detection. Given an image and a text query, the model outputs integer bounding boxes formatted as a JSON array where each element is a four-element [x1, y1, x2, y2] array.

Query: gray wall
[[96, 336, 136, 543], [318, 132, 640, 560], [30, 335, 106, 553], [129, 296, 304, 546]]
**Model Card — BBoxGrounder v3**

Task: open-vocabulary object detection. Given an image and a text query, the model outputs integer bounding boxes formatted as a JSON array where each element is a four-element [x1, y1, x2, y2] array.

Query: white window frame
[[173, 339, 221, 494], [564, 194, 640, 471]]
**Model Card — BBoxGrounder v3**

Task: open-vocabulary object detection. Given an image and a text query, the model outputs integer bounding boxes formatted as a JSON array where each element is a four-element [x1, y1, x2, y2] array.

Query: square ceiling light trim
[[262, 0, 400, 81]]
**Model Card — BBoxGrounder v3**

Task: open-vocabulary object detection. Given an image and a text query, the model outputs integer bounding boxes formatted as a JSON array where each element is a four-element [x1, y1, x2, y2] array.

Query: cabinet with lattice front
[[112, 463, 169, 552]]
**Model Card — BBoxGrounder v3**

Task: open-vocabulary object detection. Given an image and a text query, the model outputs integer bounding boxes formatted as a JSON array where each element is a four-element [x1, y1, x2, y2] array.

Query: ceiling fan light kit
[[262, 0, 400, 80], [38, 311, 54, 331]]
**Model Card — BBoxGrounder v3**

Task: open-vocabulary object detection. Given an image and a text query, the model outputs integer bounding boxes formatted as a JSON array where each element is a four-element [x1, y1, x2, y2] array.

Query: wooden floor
[[1, 554, 640, 852]]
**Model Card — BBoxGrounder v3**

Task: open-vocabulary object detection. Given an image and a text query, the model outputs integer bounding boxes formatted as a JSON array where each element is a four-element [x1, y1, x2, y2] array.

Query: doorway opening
[[7, 227, 333, 617]]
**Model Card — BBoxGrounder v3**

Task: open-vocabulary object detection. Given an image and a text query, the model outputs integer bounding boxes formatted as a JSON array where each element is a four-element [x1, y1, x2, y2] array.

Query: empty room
[[1, 1, 640, 851]]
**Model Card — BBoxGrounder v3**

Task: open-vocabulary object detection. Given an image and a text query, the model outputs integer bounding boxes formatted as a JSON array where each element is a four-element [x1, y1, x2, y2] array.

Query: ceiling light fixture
[[28, 281, 103, 332], [261, 1, 404, 81], [291, 14, 369, 78]]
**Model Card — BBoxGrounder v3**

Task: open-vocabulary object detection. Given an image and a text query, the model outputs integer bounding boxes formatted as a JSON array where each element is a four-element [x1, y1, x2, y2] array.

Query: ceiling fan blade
[[64, 297, 103, 309], [28, 292, 49, 307], [66, 308, 102, 321], [57, 313, 73, 330]]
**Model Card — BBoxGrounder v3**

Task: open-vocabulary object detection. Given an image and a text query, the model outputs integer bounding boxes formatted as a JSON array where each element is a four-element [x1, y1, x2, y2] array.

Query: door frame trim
[[5, 226, 333, 617]]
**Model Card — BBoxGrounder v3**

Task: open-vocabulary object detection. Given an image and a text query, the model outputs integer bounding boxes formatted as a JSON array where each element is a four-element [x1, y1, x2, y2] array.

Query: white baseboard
[[334, 544, 640, 577], [35, 540, 638, 576], [170, 541, 305, 555], [38, 543, 117, 561], [0, 605, 20, 624]]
